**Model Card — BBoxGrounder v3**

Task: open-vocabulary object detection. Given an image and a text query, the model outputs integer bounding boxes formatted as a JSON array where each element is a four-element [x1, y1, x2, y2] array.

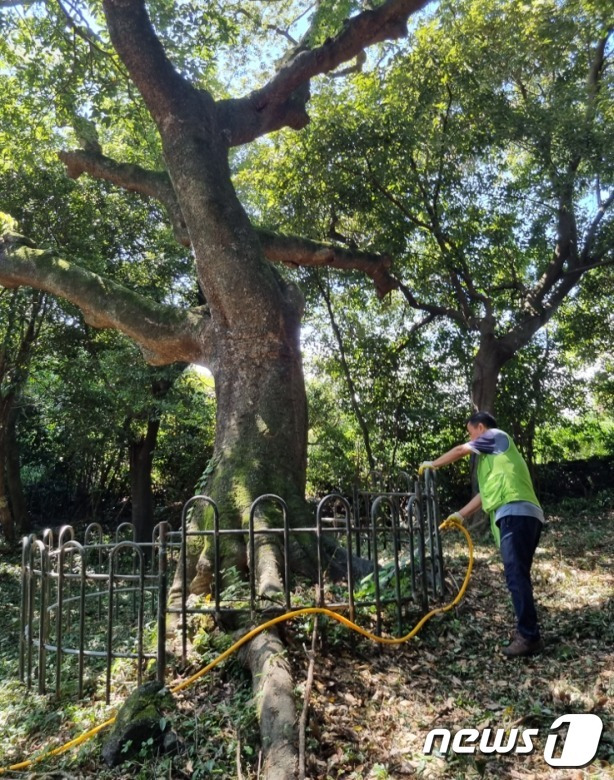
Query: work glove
[[418, 461, 436, 476], [445, 512, 465, 525]]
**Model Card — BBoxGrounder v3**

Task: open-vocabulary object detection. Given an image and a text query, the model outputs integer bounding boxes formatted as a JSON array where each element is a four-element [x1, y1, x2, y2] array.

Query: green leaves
[[0, 212, 18, 233], [237, 0, 613, 449]]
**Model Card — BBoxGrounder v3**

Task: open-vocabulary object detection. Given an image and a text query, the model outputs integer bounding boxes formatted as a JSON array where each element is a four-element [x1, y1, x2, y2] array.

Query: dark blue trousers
[[498, 515, 542, 640]]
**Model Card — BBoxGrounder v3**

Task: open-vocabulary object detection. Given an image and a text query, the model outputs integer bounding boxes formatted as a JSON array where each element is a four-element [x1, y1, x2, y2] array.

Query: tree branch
[[102, 0, 207, 128], [235, 8, 299, 46], [405, 152, 485, 324], [393, 311, 437, 353], [56, 0, 108, 55], [586, 31, 610, 119], [394, 277, 466, 326], [501, 241, 596, 358], [218, 0, 433, 145], [317, 274, 375, 471], [259, 229, 397, 297], [329, 50, 367, 79], [59, 149, 397, 295], [0, 233, 214, 367], [560, 255, 614, 277], [503, 155, 612, 355], [432, 82, 454, 213], [515, 34, 611, 318], [526, 182, 579, 311], [254, 0, 430, 105], [561, 32, 611, 191], [357, 162, 432, 232], [59, 149, 188, 244], [581, 190, 614, 263]]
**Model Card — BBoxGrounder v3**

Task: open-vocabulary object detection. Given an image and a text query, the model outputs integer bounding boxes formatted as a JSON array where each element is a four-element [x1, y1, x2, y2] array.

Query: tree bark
[[129, 416, 161, 544], [0, 290, 44, 540], [0, 235, 214, 367], [471, 349, 501, 414], [468, 330, 510, 525], [160, 282, 310, 777], [470, 325, 511, 414], [240, 632, 298, 780], [137, 80, 312, 774]]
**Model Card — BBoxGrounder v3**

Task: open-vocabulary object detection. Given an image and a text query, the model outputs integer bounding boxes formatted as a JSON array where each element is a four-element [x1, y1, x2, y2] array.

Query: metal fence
[[19, 471, 445, 702]]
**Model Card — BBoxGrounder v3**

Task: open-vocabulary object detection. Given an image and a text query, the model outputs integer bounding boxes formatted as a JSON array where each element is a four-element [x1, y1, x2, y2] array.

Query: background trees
[[241, 0, 613, 417], [0, 27, 215, 540], [0, 280, 46, 540]]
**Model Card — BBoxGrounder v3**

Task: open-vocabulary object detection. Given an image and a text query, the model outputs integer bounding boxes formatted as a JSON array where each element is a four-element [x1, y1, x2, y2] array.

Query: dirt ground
[[0, 499, 612, 779], [290, 505, 614, 779]]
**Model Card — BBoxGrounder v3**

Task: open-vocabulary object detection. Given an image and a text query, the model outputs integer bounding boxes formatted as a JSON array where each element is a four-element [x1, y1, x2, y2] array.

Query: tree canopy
[[239, 0, 614, 412]]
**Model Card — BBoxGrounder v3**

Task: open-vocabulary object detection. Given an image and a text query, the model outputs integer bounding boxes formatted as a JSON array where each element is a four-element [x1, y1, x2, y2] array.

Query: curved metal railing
[[19, 472, 445, 700]]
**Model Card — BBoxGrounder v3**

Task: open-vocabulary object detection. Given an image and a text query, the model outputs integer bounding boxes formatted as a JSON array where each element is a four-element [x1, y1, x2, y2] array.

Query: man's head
[[466, 410, 497, 440]]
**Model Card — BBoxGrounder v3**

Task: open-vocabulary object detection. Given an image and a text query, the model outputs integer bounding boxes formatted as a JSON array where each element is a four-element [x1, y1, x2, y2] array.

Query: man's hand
[[445, 512, 465, 525], [418, 461, 436, 476]]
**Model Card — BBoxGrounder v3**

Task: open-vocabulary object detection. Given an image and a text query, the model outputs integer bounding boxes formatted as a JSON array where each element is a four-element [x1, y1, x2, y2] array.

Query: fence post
[[157, 522, 168, 686]]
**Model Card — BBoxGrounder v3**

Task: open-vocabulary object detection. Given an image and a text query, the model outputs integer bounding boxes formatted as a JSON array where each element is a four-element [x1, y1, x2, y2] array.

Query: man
[[419, 411, 544, 658]]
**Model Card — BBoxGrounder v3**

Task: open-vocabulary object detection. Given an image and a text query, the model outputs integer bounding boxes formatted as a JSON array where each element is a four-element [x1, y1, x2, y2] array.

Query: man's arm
[[457, 492, 482, 519], [419, 442, 473, 475], [431, 443, 473, 469]]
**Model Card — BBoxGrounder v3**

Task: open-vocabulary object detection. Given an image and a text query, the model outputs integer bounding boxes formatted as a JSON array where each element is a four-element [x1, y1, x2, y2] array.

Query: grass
[[0, 492, 612, 778]]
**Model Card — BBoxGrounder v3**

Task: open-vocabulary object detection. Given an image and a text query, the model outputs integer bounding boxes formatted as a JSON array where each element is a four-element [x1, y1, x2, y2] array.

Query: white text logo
[[424, 714, 603, 768]]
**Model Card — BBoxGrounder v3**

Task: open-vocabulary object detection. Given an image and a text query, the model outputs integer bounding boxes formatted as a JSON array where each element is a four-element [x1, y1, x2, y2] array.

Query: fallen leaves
[[0, 501, 612, 779], [291, 504, 614, 779]]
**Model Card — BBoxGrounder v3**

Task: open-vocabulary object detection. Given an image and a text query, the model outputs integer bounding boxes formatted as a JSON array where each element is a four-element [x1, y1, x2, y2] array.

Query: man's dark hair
[[467, 411, 497, 429]]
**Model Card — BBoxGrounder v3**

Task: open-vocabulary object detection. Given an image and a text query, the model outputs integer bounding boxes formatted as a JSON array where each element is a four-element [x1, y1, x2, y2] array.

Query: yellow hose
[[0, 518, 472, 774]]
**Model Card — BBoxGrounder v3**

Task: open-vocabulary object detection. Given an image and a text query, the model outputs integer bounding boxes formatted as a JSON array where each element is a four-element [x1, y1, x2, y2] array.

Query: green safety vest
[[476, 431, 541, 547]]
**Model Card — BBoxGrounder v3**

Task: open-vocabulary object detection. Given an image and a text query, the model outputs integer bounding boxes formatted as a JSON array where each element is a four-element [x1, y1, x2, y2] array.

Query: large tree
[[0, 1, 430, 774], [240, 0, 614, 414]]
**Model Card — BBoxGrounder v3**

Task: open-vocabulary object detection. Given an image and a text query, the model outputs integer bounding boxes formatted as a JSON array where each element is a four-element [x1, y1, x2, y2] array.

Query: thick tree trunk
[[170, 303, 312, 596], [129, 416, 161, 544], [179, 316, 307, 780], [470, 337, 506, 414], [159, 123, 309, 778], [159, 92, 315, 581]]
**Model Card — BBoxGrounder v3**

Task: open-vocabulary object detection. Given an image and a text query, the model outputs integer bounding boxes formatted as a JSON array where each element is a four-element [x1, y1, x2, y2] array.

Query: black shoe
[[502, 633, 544, 658]]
